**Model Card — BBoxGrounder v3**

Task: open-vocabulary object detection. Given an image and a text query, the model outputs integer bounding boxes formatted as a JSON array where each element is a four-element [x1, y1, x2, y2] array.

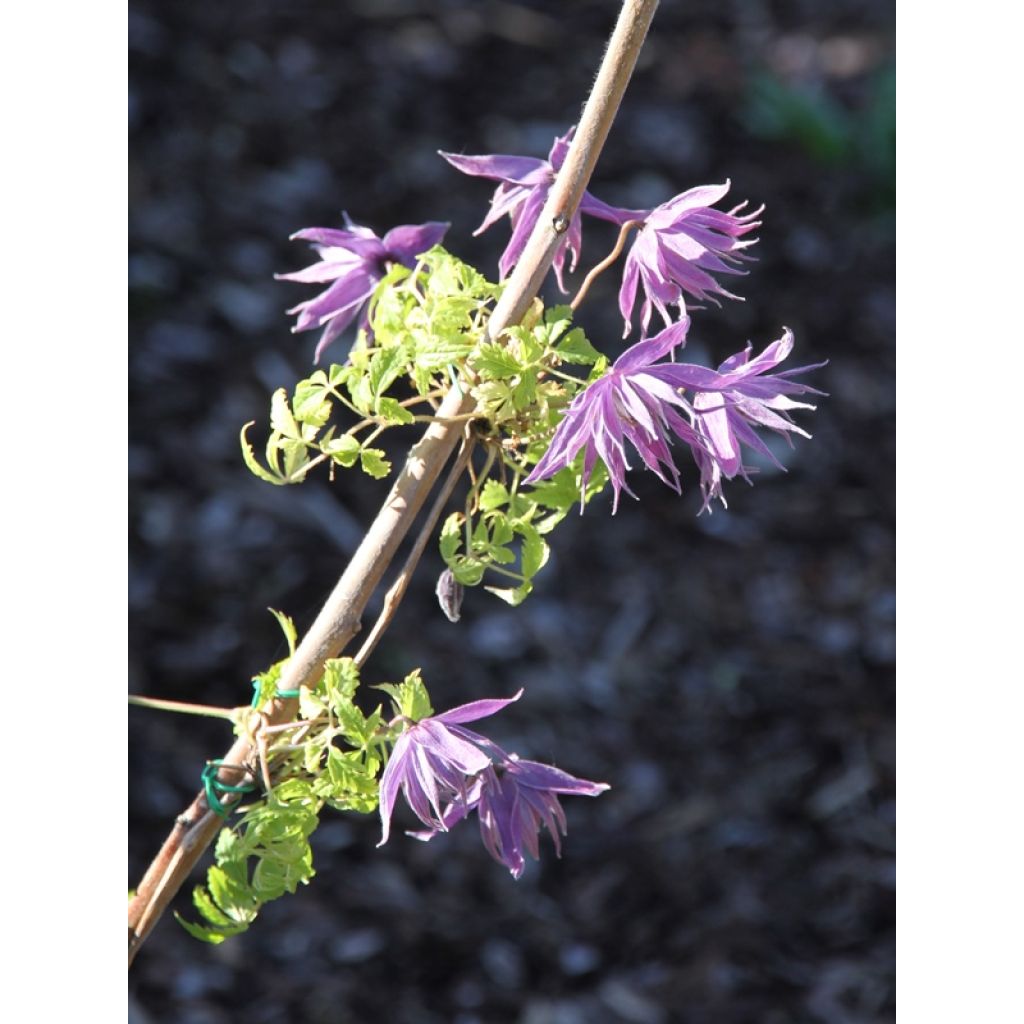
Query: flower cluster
[[441, 129, 760, 336], [274, 127, 824, 516], [443, 127, 823, 513], [379, 692, 608, 879], [525, 318, 824, 513]]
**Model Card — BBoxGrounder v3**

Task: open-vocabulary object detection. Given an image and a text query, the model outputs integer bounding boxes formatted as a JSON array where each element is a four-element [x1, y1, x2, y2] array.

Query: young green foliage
[[242, 246, 614, 607], [180, 654, 421, 943]]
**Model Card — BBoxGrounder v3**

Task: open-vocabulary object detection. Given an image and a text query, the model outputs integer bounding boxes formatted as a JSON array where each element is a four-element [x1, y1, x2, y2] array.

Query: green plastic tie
[[202, 760, 258, 818], [250, 679, 301, 707]]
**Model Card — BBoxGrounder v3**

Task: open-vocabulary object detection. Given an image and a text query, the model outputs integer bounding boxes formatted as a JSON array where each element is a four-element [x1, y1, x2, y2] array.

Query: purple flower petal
[[278, 217, 449, 362]]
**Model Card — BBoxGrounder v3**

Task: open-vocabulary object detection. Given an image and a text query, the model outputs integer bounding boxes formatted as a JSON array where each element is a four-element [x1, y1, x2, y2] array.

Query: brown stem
[[353, 429, 476, 668], [128, 0, 660, 965], [571, 219, 644, 311]]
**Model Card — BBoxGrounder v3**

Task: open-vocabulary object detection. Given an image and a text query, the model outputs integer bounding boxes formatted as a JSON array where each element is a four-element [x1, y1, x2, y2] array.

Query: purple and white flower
[[277, 217, 448, 362], [525, 321, 824, 513], [380, 691, 609, 877], [377, 693, 518, 846], [619, 182, 761, 337], [524, 318, 702, 513]]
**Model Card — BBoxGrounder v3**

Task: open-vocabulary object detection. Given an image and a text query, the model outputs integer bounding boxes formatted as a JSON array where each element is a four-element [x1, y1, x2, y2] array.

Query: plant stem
[[354, 429, 476, 668], [571, 219, 644, 311], [128, 0, 660, 965], [127, 695, 237, 720]]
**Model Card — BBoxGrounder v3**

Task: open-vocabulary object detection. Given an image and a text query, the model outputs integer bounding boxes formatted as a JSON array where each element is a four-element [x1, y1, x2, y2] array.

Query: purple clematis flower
[[277, 217, 448, 362], [524, 320, 823, 514], [661, 327, 827, 510], [377, 692, 519, 846], [440, 129, 624, 292], [619, 181, 762, 337], [524, 318, 703, 513], [412, 757, 609, 880], [467, 758, 609, 879]]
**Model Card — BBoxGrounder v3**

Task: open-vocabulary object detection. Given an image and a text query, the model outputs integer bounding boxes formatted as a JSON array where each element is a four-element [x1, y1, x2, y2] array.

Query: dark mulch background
[[129, 2, 894, 1021]]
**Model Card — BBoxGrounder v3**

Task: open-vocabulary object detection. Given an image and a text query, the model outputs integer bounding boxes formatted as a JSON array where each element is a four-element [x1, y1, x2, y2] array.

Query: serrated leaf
[[489, 514, 514, 546], [327, 363, 350, 387], [376, 670, 432, 722], [191, 884, 235, 928], [556, 327, 602, 365], [479, 480, 509, 511], [299, 687, 326, 721], [375, 396, 415, 425], [206, 865, 256, 919], [268, 608, 297, 656], [471, 380, 515, 423], [175, 914, 237, 944], [449, 555, 486, 586], [517, 522, 549, 578], [304, 737, 327, 775], [292, 375, 333, 426], [240, 423, 285, 485], [512, 373, 537, 411], [277, 438, 310, 481], [347, 372, 373, 415], [323, 657, 360, 703], [323, 434, 360, 467], [472, 344, 522, 380], [440, 512, 464, 562], [359, 448, 391, 479], [488, 545, 516, 565], [270, 388, 301, 439], [368, 344, 408, 401], [413, 335, 474, 371], [335, 701, 370, 746]]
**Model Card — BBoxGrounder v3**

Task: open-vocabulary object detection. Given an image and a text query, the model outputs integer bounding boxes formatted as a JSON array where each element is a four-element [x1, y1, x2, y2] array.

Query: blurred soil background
[[128, 2, 895, 1021]]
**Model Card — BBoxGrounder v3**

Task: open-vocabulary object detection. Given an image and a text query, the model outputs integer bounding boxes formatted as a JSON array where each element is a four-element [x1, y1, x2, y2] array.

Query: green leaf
[[489, 514, 514, 547], [206, 865, 258, 920], [292, 374, 333, 426], [440, 512, 464, 562], [359, 448, 391, 479], [375, 669, 432, 721], [191, 884, 236, 928], [449, 555, 486, 587], [175, 914, 237, 944], [512, 373, 537, 411], [484, 581, 534, 606], [368, 344, 409, 401], [376, 396, 415, 425], [556, 327, 602, 365], [472, 344, 522, 380], [478, 480, 509, 511], [270, 388, 301, 439], [517, 522, 549, 578], [241, 423, 285, 485], [276, 438, 310, 481], [323, 657, 360, 709], [323, 434, 360, 467], [471, 380, 515, 424], [268, 608, 297, 656]]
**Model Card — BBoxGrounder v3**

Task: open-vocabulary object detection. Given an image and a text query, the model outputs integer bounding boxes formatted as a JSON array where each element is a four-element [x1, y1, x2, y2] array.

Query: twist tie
[[250, 678, 301, 708], [202, 760, 258, 818]]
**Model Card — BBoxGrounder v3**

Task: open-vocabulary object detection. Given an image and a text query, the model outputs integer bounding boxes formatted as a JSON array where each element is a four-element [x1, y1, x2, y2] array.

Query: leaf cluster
[[242, 249, 613, 606], [179, 627, 431, 943], [241, 247, 499, 486]]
